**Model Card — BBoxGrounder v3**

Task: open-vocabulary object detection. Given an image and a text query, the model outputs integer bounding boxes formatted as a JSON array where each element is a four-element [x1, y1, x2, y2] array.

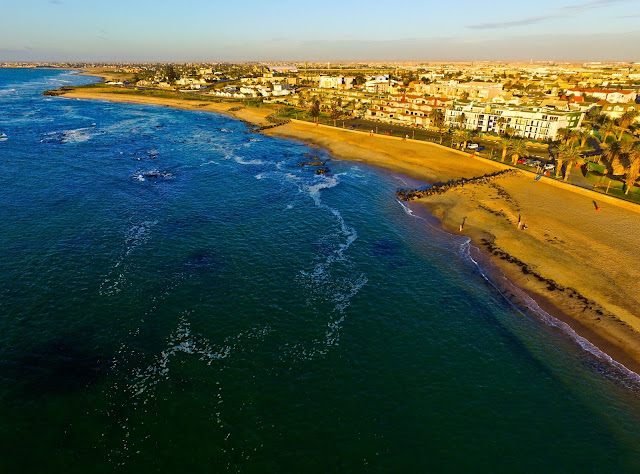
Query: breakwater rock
[[396, 169, 521, 201], [42, 87, 74, 97], [298, 156, 326, 167], [251, 119, 291, 133]]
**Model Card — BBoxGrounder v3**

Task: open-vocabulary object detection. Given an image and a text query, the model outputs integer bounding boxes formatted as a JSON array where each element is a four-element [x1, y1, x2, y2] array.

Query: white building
[[445, 102, 584, 141], [566, 88, 637, 103], [318, 75, 354, 89]]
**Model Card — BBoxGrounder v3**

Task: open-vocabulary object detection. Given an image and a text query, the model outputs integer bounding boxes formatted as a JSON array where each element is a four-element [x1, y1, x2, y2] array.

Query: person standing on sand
[[370, 130, 374, 136]]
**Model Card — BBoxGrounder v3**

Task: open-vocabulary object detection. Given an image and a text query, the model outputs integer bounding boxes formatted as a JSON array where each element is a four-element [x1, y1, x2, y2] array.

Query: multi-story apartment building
[[445, 102, 584, 141], [318, 75, 355, 89], [365, 95, 452, 127]]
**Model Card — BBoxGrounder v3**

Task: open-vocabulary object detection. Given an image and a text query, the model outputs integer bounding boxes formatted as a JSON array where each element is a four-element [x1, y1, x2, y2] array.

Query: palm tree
[[456, 112, 466, 129], [578, 129, 591, 148], [460, 130, 475, 149], [561, 146, 583, 181], [496, 116, 506, 135], [509, 139, 528, 166], [618, 110, 639, 139], [555, 144, 570, 179], [504, 126, 516, 138], [603, 140, 625, 175], [556, 127, 570, 144], [429, 109, 446, 144], [309, 99, 320, 123], [500, 137, 512, 162], [600, 122, 616, 143], [624, 143, 640, 194]]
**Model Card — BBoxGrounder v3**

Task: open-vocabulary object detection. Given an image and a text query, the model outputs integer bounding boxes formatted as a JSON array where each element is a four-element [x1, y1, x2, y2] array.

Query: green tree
[[429, 109, 446, 144], [561, 146, 583, 181], [566, 129, 580, 148], [618, 110, 639, 139], [330, 97, 342, 127], [508, 139, 527, 165], [624, 143, 640, 194], [456, 112, 466, 129], [164, 65, 177, 84], [310, 99, 320, 123], [500, 137, 512, 162], [600, 122, 616, 143], [556, 127, 570, 144], [578, 129, 591, 148], [458, 129, 476, 149]]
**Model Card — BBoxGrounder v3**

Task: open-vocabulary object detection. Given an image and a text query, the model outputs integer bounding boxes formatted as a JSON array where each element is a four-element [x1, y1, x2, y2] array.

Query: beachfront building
[[365, 95, 452, 127], [445, 102, 584, 141], [566, 88, 637, 103]]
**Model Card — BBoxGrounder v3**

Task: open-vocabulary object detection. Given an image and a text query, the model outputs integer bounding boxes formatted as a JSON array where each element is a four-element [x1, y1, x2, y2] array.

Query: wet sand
[[55, 85, 640, 374]]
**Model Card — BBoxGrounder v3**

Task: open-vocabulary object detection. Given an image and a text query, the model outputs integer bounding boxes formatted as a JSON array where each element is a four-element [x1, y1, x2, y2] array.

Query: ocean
[[1, 68, 640, 472]]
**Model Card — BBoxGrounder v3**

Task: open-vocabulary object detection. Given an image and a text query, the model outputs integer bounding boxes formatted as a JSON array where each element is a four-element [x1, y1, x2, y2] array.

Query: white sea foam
[[105, 313, 270, 464], [460, 240, 640, 387], [99, 220, 158, 296], [287, 172, 367, 359], [234, 156, 265, 166], [398, 199, 640, 387], [61, 127, 93, 144]]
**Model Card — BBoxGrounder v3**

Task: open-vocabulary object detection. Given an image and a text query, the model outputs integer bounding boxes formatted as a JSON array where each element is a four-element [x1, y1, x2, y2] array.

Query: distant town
[[5, 60, 640, 199]]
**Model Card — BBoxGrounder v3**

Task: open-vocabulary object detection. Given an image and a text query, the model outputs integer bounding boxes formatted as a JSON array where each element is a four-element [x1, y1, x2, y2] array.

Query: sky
[[1, 0, 639, 62]]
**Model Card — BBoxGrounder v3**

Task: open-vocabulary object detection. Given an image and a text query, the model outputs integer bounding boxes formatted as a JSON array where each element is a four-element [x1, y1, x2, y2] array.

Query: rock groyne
[[396, 169, 521, 201]]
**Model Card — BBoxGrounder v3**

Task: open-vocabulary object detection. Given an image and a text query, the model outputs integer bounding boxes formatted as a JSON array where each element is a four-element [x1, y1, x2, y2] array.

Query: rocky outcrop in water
[[42, 86, 73, 97], [396, 169, 521, 201], [298, 156, 326, 167]]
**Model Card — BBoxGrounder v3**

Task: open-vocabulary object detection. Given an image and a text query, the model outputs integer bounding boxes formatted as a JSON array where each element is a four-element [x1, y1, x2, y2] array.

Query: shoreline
[[49, 78, 640, 377]]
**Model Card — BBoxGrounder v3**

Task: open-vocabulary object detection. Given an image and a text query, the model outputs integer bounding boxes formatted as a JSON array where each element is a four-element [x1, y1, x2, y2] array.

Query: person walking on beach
[[370, 130, 374, 137]]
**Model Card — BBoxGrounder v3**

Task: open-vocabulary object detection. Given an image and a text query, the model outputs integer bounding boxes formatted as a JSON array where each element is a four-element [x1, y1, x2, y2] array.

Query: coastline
[[50, 79, 640, 376]]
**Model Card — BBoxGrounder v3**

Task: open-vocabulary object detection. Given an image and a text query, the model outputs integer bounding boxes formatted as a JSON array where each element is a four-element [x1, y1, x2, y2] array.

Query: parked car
[[543, 163, 555, 171], [467, 143, 479, 149], [517, 157, 526, 164]]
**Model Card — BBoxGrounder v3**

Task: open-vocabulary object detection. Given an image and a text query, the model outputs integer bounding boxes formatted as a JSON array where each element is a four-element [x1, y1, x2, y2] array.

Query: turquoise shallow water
[[1, 68, 640, 472]]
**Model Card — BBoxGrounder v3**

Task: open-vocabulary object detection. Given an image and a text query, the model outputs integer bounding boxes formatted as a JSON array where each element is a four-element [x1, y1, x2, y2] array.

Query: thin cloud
[[467, 0, 630, 29], [467, 15, 553, 30], [560, 0, 625, 12]]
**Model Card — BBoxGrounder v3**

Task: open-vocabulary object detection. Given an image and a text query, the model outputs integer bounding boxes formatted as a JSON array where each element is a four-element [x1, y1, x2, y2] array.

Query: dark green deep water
[[1, 69, 640, 472]]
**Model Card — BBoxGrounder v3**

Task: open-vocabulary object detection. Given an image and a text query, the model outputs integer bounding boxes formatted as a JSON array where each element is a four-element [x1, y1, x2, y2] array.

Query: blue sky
[[1, 0, 639, 61]]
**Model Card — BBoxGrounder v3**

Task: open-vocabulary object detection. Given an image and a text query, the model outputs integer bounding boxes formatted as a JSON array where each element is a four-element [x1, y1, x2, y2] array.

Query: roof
[[568, 88, 634, 95]]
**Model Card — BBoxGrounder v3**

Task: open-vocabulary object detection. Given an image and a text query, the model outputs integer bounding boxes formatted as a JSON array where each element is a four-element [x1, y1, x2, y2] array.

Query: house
[[601, 103, 640, 122], [566, 88, 637, 103]]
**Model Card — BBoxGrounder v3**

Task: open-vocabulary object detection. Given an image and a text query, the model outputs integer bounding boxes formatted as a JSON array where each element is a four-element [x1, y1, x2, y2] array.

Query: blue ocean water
[[1, 68, 640, 472]]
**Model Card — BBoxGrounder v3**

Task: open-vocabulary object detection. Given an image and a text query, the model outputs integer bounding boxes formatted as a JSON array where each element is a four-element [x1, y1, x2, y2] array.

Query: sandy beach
[[55, 84, 640, 374]]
